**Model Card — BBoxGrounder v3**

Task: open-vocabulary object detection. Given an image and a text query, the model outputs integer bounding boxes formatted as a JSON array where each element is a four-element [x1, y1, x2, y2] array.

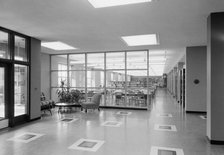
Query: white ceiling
[[0, 0, 224, 73]]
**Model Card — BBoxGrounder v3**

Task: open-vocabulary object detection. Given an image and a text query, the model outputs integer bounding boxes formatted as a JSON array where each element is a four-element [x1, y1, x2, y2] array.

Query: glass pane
[[127, 51, 147, 69], [51, 55, 68, 70], [0, 67, 5, 119], [149, 51, 166, 76], [106, 70, 125, 88], [106, 52, 125, 69], [126, 71, 148, 108], [127, 71, 147, 88], [0, 31, 10, 59], [69, 54, 85, 70], [69, 71, 85, 87], [51, 71, 68, 87], [14, 36, 27, 61], [70, 87, 85, 93], [105, 88, 125, 106], [87, 71, 104, 87], [51, 88, 60, 102], [52, 87, 85, 103], [86, 88, 104, 104], [127, 70, 147, 77], [149, 64, 165, 76], [87, 53, 104, 70], [14, 64, 28, 116]]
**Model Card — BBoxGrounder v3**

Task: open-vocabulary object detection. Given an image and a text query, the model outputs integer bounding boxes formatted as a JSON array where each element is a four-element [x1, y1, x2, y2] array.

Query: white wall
[[186, 46, 207, 112], [30, 38, 41, 119]]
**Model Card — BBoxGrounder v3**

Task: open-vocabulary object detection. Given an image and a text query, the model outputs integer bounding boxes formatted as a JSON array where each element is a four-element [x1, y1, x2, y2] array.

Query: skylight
[[122, 34, 159, 46], [88, 0, 151, 8], [41, 41, 76, 51]]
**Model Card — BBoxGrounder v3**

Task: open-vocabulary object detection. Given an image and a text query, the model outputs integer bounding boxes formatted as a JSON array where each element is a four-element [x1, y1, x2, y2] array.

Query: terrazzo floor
[[0, 88, 224, 155]]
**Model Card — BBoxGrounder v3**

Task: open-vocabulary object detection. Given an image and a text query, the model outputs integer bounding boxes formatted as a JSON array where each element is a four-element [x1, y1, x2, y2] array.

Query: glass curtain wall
[[51, 50, 154, 109], [51, 55, 68, 101], [69, 54, 85, 98], [106, 52, 125, 106]]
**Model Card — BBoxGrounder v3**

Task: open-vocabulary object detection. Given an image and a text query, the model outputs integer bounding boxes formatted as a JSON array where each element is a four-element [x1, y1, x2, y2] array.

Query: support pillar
[[207, 12, 224, 144]]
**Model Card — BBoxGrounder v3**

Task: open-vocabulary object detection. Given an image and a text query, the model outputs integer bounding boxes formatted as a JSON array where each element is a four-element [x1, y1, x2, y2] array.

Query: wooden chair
[[80, 93, 102, 113]]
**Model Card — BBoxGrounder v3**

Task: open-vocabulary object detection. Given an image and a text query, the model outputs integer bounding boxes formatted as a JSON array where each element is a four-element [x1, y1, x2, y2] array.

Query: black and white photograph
[[0, 0, 224, 154]]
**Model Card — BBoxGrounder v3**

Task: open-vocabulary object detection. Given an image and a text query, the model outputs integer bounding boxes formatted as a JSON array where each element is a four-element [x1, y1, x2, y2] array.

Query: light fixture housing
[[88, 0, 151, 8], [122, 34, 159, 46], [41, 41, 77, 50]]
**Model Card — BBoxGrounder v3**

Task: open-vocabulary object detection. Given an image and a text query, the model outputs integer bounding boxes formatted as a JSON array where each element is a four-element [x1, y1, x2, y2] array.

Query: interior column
[[207, 12, 224, 144]]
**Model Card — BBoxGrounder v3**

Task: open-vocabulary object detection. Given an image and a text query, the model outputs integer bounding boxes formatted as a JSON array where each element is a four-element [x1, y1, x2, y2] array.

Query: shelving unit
[[109, 79, 156, 88]]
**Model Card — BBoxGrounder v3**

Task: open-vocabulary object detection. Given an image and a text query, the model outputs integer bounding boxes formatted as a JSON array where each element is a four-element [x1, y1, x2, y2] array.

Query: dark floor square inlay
[[158, 149, 177, 155], [18, 134, 36, 140], [160, 114, 169, 116], [61, 118, 73, 122], [159, 126, 172, 130], [119, 112, 128, 115], [78, 141, 97, 148]]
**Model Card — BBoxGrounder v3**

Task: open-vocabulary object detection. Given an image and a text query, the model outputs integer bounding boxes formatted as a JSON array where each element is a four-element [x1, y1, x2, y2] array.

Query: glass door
[[0, 66, 8, 129], [14, 64, 28, 117]]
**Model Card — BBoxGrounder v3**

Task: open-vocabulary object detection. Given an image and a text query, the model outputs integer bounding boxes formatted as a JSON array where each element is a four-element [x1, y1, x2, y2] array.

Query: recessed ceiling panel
[[88, 0, 151, 8]]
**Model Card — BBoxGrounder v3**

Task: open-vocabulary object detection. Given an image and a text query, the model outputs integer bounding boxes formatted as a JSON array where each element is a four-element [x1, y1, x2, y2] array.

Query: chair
[[80, 93, 102, 113], [87, 91, 94, 101], [40, 92, 55, 115], [115, 92, 124, 105], [135, 93, 146, 107]]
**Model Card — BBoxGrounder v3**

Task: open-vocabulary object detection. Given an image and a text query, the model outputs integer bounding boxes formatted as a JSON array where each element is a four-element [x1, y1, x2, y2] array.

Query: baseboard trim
[[206, 136, 224, 145], [29, 117, 41, 122], [100, 106, 147, 110], [186, 111, 206, 114]]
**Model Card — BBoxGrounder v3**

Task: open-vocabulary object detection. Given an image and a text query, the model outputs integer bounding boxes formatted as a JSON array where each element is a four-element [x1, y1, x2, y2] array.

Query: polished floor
[[0, 88, 224, 155]]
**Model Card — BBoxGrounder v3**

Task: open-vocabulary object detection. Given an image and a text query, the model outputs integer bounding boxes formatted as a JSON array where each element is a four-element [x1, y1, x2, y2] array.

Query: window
[[0, 31, 10, 59], [58, 64, 67, 86], [14, 64, 28, 116], [14, 35, 28, 61], [87, 71, 95, 87], [101, 72, 104, 87], [50, 50, 155, 109]]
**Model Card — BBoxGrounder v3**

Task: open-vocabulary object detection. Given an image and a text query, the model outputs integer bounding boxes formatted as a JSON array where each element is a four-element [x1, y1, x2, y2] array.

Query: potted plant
[[56, 80, 84, 103]]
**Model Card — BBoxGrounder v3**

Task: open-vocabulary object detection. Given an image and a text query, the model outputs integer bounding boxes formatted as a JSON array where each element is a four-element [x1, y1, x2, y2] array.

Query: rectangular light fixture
[[41, 41, 77, 50], [122, 34, 159, 46], [88, 0, 151, 8]]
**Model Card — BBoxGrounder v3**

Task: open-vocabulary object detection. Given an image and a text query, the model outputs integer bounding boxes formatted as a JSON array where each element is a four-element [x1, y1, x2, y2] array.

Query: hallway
[[0, 88, 223, 155]]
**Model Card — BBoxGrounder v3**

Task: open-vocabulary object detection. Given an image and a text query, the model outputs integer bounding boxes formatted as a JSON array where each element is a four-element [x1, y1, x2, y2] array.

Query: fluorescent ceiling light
[[41, 41, 76, 50], [122, 34, 159, 46], [88, 0, 151, 8]]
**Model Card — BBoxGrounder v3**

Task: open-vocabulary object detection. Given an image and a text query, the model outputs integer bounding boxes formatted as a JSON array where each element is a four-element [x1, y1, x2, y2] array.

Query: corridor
[[0, 88, 223, 155]]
